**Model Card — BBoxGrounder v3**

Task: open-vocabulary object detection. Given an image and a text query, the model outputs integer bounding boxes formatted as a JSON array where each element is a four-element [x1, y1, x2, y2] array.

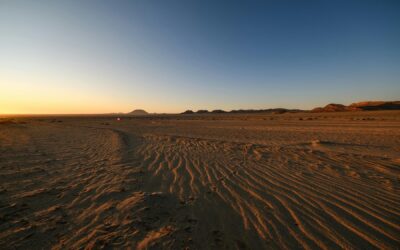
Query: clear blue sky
[[1, 0, 399, 113]]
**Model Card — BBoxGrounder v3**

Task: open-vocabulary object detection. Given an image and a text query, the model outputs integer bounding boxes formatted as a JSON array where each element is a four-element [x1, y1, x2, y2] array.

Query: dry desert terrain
[[1, 111, 399, 249]]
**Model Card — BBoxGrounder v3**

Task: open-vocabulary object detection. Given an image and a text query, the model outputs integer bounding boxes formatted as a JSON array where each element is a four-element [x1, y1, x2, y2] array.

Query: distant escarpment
[[349, 101, 400, 110], [312, 101, 400, 112]]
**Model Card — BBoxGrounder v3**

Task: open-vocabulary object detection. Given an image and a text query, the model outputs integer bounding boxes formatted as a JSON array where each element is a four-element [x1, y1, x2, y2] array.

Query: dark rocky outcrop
[[349, 101, 400, 110], [312, 101, 400, 112]]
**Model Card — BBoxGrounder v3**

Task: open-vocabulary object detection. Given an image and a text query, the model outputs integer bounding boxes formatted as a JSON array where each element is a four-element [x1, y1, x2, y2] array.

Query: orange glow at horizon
[[0, 73, 130, 114]]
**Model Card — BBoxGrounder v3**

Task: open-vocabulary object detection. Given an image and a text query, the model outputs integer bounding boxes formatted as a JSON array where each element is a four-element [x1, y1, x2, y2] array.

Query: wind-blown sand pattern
[[1, 111, 399, 249]]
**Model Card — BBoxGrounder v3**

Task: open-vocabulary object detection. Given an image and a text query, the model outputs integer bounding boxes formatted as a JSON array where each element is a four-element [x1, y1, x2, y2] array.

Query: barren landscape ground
[[0, 111, 399, 249]]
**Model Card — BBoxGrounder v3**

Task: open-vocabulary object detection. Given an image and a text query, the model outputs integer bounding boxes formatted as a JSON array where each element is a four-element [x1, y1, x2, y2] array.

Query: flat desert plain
[[1, 111, 399, 249]]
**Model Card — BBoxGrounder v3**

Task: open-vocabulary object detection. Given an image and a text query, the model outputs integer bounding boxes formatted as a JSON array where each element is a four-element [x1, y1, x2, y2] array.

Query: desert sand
[[1, 111, 399, 249]]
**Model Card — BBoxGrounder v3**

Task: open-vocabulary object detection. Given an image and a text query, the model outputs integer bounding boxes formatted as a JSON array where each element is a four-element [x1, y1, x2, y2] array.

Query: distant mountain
[[181, 108, 302, 114], [229, 108, 300, 114], [179, 101, 400, 115], [312, 101, 400, 112], [128, 109, 148, 115]]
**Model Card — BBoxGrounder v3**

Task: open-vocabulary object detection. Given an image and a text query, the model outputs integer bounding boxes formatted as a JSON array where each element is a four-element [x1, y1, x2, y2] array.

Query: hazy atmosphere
[[1, 0, 399, 114], [1, 1, 400, 249]]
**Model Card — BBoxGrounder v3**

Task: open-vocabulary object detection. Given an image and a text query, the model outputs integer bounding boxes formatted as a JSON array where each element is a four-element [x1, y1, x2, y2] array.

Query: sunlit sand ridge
[[0, 111, 399, 249]]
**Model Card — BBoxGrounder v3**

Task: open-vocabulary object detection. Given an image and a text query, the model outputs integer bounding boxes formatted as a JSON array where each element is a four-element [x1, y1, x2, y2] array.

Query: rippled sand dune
[[1, 111, 399, 249]]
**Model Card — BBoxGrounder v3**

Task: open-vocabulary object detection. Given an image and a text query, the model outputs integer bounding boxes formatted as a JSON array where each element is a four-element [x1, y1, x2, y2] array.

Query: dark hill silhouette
[[181, 108, 302, 114], [196, 110, 209, 114], [128, 109, 148, 115], [180, 101, 399, 115], [211, 109, 227, 113], [181, 110, 194, 114]]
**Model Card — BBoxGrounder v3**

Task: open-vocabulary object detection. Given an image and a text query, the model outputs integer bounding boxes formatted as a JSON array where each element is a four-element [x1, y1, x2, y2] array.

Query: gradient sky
[[1, 0, 399, 114]]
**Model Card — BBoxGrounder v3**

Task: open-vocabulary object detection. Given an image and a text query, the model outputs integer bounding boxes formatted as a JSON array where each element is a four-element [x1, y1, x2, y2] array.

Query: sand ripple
[[1, 116, 399, 249]]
